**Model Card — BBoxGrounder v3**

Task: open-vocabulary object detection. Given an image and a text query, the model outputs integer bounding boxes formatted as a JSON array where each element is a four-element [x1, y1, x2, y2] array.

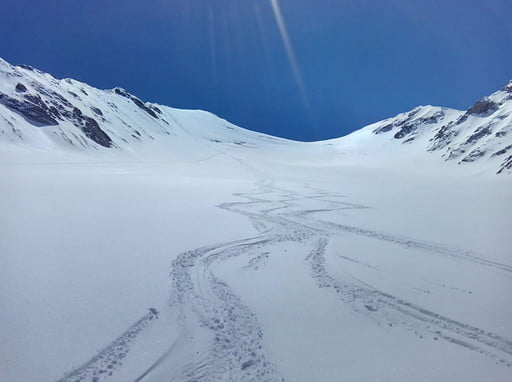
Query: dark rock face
[[389, 110, 445, 140], [407, 108, 421, 119], [130, 98, 158, 118], [443, 125, 494, 162], [15, 83, 27, 92], [492, 145, 512, 157], [17, 64, 34, 71], [467, 98, 498, 115], [32, 85, 73, 109], [421, 114, 443, 124], [461, 149, 486, 163], [71, 107, 112, 147], [455, 114, 469, 126], [502, 81, 512, 93], [149, 105, 162, 114], [394, 124, 416, 139], [83, 117, 112, 147], [465, 125, 492, 145], [446, 148, 465, 160], [90, 107, 103, 116], [497, 155, 512, 174], [114, 88, 159, 119], [1, 82, 113, 147], [73, 107, 83, 117], [429, 123, 455, 151], [0, 92, 59, 126], [373, 123, 393, 134]]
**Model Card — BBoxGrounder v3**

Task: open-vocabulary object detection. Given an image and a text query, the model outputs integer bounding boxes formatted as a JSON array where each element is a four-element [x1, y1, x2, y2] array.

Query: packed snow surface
[[1, 59, 511, 382]]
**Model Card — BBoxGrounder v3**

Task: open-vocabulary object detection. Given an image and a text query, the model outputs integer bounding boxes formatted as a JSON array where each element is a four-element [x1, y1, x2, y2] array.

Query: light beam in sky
[[254, 2, 273, 69], [208, 6, 217, 82], [269, 0, 310, 110]]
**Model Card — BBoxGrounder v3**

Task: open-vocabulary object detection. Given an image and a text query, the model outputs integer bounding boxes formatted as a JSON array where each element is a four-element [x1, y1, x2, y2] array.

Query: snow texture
[[1, 59, 511, 382]]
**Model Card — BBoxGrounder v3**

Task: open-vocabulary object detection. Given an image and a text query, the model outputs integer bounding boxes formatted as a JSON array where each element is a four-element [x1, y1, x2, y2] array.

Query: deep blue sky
[[1, 0, 511, 141]]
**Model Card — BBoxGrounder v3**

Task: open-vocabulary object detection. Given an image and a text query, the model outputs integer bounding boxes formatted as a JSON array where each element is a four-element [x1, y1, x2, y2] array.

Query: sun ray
[[208, 5, 218, 83], [254, 2, 273, 68], [269, 0, 310, 110]]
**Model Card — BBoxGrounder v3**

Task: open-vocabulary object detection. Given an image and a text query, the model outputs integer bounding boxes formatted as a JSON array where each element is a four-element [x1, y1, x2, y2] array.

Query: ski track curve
[[56, 181, 512, 381]]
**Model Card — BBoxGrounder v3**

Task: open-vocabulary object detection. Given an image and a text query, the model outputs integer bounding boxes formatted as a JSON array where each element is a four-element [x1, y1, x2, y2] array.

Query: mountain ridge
[[0, 57, 510, 174]]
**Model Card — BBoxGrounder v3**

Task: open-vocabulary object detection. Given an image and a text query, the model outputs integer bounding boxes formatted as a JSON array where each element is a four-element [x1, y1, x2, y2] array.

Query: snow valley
[[0, 58, 511, 382]]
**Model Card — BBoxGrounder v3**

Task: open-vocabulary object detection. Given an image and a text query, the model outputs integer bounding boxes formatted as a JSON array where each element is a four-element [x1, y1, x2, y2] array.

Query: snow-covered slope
[[325, 83, 512, 174], [1, 59, 511, 382], [1, 57, 511, 174], [0, 57, 286, 153]]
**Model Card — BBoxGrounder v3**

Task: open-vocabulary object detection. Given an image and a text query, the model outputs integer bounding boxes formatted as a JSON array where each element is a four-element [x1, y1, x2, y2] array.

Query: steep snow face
[[331, 83, 512, 174], [0, 58, 286, 151]]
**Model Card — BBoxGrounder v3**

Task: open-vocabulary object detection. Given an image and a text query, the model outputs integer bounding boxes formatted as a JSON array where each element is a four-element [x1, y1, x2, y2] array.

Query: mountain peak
[[0, 57, 510, 174]]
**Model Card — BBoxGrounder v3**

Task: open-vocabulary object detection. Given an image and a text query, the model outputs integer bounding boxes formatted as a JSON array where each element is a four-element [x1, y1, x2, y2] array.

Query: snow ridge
[[0, 57, 511, 174], [341, 84, 512, 174]]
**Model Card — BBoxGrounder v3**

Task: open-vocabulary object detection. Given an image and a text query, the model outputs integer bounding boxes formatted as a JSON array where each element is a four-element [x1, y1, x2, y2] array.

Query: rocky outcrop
[[492, 145, 512, 157], [502, 81, 512, 93], [373, 123, 393, 134], [90, 106, 103, 116], [394, 123, 416, 139], [15, 83, 27, 93], [365, 82, 512, 174], [114, 88, 159, 119], [465, 125, 493, 145], [71, 107, 112, 147], [467, 97, 498, 115], [460, 148, 486, 163], [497, 155, 512, 174], [0, 92, 59, 126], [0, 82, 112, 147]]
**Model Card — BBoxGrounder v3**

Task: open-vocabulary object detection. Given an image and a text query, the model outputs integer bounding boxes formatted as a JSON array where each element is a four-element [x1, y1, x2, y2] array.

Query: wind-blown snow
[[0, 59, 511, 382]]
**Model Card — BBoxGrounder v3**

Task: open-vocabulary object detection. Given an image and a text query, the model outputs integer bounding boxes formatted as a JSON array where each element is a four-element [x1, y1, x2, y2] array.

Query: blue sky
[[1, 0, 511, 141]]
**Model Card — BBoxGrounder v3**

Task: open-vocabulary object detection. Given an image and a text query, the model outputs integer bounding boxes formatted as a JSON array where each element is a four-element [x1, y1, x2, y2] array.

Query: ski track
[[57, 182, 512, 381], [57, 310, 159, 382]]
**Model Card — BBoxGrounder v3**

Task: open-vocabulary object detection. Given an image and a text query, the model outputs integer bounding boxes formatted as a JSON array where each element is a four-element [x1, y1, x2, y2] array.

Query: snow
[[0, 59, 511, 381], [1, 144, 511, 382]]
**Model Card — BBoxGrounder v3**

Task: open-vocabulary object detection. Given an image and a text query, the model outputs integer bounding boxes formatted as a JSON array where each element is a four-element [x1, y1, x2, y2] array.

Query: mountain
[[0, 57, 511, 174], [335, 83, 512, 174], [0, 58, 285, 152], [1, 58, 511, 382]]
